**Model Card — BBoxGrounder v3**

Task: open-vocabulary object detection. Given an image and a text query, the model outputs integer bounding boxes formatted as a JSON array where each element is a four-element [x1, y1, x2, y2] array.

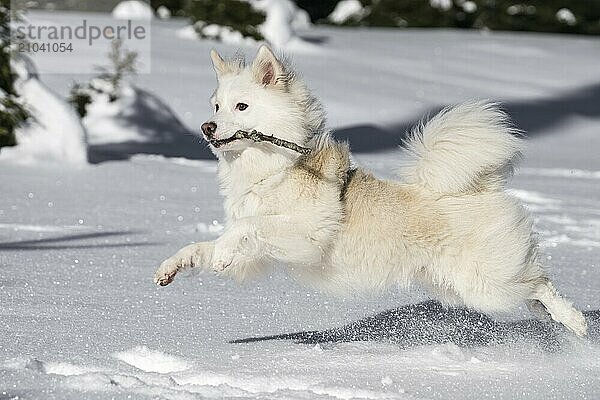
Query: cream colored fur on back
[[155, 46, 588, 337]]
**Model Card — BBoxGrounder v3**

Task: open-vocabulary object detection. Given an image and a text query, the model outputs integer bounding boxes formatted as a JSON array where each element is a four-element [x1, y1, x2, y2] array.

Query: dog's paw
[[211, 247, 235, 272], [567, 310, 588, 337], [154, 270, 176, 286], [154, 259, 180, 286]]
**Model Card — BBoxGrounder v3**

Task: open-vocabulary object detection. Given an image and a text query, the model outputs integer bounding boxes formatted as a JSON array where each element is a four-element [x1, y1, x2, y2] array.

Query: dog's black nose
[[201, 121, 217, 138]]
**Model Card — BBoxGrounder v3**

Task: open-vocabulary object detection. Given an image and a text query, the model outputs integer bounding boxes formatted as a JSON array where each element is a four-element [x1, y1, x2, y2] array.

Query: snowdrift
[[83, 83, 212, 162], [181, 0, 312, 48], [0, 59, 87, 165], [112, 0, 154, 20]]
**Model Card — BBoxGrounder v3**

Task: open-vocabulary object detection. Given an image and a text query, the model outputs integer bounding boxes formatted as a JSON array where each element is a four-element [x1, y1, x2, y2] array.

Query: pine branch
[[211, 129, 312, 155]]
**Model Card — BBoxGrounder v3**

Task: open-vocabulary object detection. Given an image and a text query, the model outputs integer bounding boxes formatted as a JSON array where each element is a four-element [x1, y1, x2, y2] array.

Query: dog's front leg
[[154, 241, 214, 286], [211, 222, 263, 272], [212, 215, 325, 272]]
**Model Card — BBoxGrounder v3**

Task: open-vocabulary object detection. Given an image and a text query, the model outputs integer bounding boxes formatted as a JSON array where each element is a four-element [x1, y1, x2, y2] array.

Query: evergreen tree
[[295, 0, 338, 22], [69, 39, 138, 118], [330, 0, 600, 35], [151, 0, 187, 16], [0, 0, 29, 149], [186, 0, 266, 41]]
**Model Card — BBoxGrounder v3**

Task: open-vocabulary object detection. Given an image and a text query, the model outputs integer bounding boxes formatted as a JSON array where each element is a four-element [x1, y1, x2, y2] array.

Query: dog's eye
[[215, 104, 219, 112], [236, 103, 248, 111]]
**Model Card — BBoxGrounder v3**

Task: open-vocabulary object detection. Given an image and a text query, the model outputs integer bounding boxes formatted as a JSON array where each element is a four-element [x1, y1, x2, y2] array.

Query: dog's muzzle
[[201, 121, 217, 139]]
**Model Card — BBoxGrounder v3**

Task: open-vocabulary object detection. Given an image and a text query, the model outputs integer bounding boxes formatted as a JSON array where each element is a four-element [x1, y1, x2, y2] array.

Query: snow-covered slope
[[1, 11, 600, 400]]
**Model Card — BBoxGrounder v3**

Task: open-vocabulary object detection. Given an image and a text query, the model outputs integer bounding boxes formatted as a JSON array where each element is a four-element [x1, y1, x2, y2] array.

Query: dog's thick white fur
[[155, 46, 587, 336]]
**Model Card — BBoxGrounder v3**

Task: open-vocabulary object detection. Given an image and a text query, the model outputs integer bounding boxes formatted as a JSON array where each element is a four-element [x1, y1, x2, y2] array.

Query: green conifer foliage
[[332, 0, 600, 35], [0, 0, 29, 149], [186, 0, 266, 41]]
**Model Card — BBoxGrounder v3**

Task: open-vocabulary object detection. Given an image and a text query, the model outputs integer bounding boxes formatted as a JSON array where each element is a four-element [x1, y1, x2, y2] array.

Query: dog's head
[[202, 46, 324, 155]]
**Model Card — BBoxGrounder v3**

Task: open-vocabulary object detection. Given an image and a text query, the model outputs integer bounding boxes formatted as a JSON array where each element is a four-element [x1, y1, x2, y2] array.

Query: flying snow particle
[[381, 376, 393, 386]]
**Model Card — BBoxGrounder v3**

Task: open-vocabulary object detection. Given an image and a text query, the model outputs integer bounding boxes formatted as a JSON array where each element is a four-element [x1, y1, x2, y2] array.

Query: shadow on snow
[[333, 82, 600, 154], [0, 230, 155, 251], [87, 87, 215, 163], [231, 300, 600, 352]]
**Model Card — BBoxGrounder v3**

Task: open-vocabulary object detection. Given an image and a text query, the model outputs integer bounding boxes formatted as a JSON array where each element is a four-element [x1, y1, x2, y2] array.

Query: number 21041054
[[18, 42, 73, 53]]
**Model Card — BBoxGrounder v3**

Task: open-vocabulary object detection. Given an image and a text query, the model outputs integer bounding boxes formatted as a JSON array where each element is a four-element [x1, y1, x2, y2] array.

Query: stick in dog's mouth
[[209, 130, 312, 155], [208, 133, 240, 148]]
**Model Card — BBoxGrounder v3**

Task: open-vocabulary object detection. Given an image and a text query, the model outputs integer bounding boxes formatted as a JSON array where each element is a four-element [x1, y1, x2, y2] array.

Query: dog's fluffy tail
[[399, 101, 524, 195]]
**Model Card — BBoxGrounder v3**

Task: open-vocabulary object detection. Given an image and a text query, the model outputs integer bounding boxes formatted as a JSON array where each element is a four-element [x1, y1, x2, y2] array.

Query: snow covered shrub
[[98, 39, 138, 100], [151, 0, 186, 16], [69, 39, 138, 118], [0, 95, 29, 147], [474, 0, 600, 35], [329, 0, 365, 24], [186, 0, 266, 41], [184, 0, 311, 47], [329, 0, 461, 27], [112, 0, 155, 20], [327, 0, 600, 35], [0, 0, 29, 149], [68, 83, 92, 118], [0, 1, 87, 163]]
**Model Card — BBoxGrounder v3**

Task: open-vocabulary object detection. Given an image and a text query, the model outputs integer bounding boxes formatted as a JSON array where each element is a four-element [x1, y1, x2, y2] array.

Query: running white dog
[[154, 46, 587, 336]]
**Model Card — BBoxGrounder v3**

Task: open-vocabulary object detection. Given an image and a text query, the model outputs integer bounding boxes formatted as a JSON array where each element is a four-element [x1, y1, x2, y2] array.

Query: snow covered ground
[[2, 11, 600, 399]]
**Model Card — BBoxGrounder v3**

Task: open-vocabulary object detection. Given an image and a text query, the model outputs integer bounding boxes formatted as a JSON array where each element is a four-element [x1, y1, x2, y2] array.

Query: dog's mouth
[[208, 135, 237, 148], [207, 131, 247, 148]]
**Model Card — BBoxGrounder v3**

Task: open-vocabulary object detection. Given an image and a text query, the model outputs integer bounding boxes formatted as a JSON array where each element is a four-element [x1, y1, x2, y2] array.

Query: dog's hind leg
[[530, 280, 587, 336], [526, 299, 551, 321]]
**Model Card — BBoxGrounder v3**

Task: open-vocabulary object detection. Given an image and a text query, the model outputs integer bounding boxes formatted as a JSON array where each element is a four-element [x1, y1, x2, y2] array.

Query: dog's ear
[[252, 45, 285, 87], [210, 49, 228, 79]]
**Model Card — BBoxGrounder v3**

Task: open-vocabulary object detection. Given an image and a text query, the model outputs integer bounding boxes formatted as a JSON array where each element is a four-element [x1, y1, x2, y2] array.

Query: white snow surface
[[112, 0, 154, 21], [175, 25, 199, 40], [2, 12, 600, 400]]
